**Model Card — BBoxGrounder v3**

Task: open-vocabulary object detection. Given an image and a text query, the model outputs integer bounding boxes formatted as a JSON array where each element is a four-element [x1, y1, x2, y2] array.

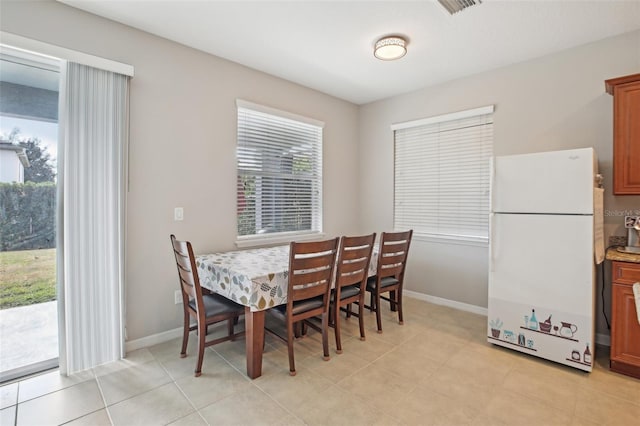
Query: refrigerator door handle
[[490, 213, 496, 272], [489, 157, 495, 213]]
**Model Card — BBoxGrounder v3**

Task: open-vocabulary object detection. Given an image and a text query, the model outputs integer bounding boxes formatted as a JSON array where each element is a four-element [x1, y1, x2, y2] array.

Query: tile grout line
[[206, 345, 309, 423], [71, 374, 118, 423], [153, 348, 209, 426], [95, 357, 188, 425], [248, 377, 308, 425]]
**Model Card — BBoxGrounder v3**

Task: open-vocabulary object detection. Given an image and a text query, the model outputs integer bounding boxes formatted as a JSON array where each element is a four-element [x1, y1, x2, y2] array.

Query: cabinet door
[[613, 80, 640, 194], [610, 282, 640, 378]]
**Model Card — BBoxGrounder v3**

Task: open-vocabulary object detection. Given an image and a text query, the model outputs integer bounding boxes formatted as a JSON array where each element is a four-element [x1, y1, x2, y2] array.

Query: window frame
[[235, 100, 325, 248]]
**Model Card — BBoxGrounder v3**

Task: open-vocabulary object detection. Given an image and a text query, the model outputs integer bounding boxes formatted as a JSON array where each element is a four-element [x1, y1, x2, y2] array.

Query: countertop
[[605, 247, 640, 264]]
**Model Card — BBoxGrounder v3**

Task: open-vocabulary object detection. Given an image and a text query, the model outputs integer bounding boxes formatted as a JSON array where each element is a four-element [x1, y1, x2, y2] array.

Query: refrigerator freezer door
[[493, 148, 596, 215]]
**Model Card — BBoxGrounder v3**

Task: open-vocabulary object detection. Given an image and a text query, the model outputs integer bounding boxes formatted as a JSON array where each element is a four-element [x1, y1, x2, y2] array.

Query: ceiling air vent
[[437, 0, 482, 15]]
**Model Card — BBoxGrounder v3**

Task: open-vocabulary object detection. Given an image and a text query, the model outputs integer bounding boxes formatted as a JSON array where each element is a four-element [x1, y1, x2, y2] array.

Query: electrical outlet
[[174, 290, 182, 305]]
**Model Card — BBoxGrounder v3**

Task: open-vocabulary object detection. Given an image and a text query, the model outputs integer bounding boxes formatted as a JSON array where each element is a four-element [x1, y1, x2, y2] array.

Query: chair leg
[[375, 292, 383, 334], [195, 323, 206, 377], [358, 295, 366, 341], [335, 303, 343, 354], [397, 290, 404, 325], [227, 318, 235, 339], [328, 303, 335, 327], [287, 320, 296, 376], [390, 290, 397, 312], [346, 303, 352, 319], [180, 310, 189, 358], [321, 312, 330, 361]]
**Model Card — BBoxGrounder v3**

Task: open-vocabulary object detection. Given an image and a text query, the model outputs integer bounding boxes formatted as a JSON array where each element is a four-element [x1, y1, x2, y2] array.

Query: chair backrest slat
[[171, 234, 204, 312], [335, 233, 376, 290], [376, 230, 412, 280], [288, 238, 339, 306]]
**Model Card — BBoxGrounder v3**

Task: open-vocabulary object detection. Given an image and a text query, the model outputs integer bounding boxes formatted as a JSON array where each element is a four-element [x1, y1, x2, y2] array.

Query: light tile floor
[[1, 297, 639, 425]]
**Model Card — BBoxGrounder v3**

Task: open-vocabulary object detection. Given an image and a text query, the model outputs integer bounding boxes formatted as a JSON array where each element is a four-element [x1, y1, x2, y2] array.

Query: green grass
[[0, 248, 56, 309]]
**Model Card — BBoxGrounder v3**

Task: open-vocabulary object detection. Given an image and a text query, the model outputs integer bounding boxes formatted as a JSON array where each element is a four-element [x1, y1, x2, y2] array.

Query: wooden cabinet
[[605, 74, 640, 195], [610, 261, 640, 379]]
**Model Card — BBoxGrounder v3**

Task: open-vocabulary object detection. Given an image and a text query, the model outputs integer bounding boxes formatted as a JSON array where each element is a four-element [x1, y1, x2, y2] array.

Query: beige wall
[[0, 1, 361, 340], [358, 30, 640, 336], [2, 0, 638, 343]]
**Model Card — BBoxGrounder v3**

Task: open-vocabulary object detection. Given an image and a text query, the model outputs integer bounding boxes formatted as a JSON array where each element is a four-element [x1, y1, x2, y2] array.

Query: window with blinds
[[236, 101, 323, 242], [393, 106, 494, 243]]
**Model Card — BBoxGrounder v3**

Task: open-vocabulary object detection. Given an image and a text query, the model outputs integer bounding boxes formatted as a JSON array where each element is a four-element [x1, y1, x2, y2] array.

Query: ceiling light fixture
[[374, 36, 407, 61]]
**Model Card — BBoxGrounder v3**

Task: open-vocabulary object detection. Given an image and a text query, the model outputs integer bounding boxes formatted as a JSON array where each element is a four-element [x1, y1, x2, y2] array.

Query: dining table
[[195, 243, 378, 379]]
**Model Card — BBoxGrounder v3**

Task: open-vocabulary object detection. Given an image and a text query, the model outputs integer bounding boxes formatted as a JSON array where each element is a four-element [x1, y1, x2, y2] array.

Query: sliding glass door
[[0, 48, 61, 382]]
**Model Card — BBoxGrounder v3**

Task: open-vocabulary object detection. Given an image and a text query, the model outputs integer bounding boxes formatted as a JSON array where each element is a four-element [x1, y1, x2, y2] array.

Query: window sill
[[236, 231, 326, 249], [413, 233, 488, 248]]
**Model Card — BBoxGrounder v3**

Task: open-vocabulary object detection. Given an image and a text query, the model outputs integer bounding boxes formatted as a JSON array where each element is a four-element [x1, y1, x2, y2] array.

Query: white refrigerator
[[487, 147, 603, 372]]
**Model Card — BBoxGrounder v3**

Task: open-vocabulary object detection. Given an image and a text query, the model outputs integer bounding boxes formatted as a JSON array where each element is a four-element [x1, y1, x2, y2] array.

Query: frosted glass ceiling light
[[374, 36, 407, 61]]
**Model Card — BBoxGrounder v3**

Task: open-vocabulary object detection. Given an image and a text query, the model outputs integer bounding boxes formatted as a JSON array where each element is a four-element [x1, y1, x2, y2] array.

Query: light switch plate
[[174, 207, 184, 221], [174, 290, 182, 305]]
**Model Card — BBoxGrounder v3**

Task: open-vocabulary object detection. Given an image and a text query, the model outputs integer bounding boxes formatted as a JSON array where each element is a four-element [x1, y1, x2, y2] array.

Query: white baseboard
[[125, 326, 183, 353], [595, 333, 610, 347], [404, 290, 612, 348], [404, 290, 488, 316]]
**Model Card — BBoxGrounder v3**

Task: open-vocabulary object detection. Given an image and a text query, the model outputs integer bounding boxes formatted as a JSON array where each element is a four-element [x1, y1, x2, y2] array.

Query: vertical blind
[[237, 102, 323, 239], [393, 107, 493, 242], [59, 61, 128, 374]]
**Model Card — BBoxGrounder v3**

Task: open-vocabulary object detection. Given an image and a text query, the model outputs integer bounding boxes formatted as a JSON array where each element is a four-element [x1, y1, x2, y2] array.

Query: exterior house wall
[[0, 149, 24, 183]]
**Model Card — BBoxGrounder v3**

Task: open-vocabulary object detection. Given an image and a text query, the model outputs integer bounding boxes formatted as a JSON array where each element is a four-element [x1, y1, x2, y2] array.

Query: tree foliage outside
[[0, 182, 56, 251], [0, 129, 57, 310], [21, 138, 56, 183], [237, 154, 314, 237], [0, 128, 56, 252]]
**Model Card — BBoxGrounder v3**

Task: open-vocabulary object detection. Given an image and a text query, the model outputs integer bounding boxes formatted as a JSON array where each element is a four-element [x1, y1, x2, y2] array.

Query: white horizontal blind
[[237, 105, 323, 239], [394, 109, 493, 242]]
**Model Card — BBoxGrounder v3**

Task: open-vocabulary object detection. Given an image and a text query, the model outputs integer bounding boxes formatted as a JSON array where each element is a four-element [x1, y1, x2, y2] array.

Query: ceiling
[[59, 0, 640, 105]]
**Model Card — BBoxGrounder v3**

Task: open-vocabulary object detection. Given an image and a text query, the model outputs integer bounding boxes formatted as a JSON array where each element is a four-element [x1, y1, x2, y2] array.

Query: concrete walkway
[[0, 301, 58, 373]]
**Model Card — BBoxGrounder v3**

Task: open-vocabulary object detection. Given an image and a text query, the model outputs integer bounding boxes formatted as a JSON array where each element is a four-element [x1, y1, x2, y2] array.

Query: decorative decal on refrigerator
[[488, 298, 593, 371]]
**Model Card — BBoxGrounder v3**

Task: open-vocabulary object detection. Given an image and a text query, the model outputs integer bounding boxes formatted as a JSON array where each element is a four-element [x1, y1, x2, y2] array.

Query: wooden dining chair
[[266, 238, 339, 376], [170, 235, 245, 377], [332, 233, 376, 354], [366, 230, 413, 333]]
